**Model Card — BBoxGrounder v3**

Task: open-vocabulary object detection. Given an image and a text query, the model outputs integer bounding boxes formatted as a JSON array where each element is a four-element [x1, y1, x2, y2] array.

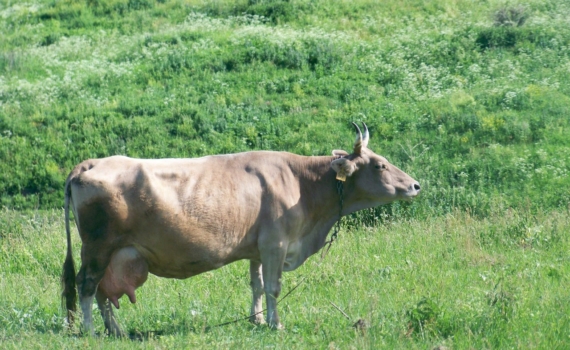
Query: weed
[[493, 5, 528, 28], [486, 280, 514, 321], [405, 297, 441, 337]]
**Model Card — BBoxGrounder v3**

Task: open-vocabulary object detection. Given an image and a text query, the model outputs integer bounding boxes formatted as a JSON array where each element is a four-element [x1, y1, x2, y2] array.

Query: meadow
[[2, 208, 569, 349], [1, 0, 569, 348]]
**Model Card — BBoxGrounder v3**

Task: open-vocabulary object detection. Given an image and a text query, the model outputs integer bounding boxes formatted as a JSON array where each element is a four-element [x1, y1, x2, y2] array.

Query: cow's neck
[[282, 155, 354, 269], [292, 155, 344, 216]]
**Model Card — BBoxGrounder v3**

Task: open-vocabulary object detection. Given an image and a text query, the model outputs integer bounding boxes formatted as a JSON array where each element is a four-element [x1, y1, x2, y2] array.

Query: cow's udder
[[98, 246, 149, 309]]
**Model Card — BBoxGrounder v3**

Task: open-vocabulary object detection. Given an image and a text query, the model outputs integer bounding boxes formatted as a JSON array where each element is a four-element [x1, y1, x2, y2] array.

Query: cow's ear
[[332, 150, 349, 157], [331, 157, 357, 180]]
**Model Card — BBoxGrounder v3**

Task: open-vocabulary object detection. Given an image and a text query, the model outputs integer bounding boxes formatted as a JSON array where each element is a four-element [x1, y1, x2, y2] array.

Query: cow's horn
[[362, 123, 369, 149], [352, 122, 363, 154]]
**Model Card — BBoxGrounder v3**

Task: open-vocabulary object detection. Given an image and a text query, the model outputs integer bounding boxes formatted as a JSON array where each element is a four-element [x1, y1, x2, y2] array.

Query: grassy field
[[1, 208, 569, 349], [1, 0, 569, 214], [1, 0, 570, 348]]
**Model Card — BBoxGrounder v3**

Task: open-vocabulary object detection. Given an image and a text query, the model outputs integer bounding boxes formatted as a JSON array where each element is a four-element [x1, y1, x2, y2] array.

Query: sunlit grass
[[1, 0, 569, 211], [1, 208, 568, 348]]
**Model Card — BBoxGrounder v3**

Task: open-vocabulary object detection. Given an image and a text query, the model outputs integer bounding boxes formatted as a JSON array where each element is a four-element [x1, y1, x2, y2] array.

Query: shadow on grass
[[126, 320, 270, 341]]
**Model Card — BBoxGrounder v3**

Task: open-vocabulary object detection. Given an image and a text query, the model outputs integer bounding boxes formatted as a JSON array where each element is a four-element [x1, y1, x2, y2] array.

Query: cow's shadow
[[126, 321, 268, 341]]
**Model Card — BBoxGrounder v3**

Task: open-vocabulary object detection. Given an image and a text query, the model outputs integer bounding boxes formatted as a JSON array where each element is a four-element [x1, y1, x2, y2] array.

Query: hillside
[[1, 0, 569, 214]]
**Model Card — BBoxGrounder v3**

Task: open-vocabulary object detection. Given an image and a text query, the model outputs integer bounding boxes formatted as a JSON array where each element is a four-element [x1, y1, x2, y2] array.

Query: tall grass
[[1, 208, 569, 348]]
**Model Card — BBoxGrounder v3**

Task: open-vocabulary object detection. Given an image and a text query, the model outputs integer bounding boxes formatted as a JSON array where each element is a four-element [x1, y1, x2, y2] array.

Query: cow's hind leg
[[76, 246, 114, 336], [96, 290, 124, 337], [249, 260, 265, 325], [77, 264, 103, 336]]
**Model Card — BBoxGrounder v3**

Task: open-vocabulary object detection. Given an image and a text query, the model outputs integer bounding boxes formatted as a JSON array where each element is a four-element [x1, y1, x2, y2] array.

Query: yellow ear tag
[[336, 169, 347, 182]]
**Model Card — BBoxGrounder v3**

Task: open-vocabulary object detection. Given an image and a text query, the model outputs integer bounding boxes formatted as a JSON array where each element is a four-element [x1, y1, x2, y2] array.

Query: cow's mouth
[[403, 187, 421, 201]]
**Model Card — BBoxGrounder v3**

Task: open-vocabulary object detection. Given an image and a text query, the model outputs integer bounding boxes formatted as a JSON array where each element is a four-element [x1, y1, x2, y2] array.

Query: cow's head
[[331, 123, 420, 207]]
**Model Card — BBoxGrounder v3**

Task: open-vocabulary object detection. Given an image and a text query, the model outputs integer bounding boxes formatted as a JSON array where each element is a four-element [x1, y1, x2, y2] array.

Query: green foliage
[[0, 0, 569, 217], [493, 4, 529, 27], [475, 26, 560, 51], [405, 297, 442, 336], [1, 208, 569, 348]]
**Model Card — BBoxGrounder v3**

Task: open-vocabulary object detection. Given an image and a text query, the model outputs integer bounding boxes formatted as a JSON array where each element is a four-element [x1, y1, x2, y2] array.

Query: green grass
[[1, 208, 569, 349], [1, 0, 569, 214], [1, 0, 570, 348]]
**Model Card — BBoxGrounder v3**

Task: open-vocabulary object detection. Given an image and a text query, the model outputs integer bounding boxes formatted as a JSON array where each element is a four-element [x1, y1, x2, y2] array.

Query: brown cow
[[62, 123, 420, 335]]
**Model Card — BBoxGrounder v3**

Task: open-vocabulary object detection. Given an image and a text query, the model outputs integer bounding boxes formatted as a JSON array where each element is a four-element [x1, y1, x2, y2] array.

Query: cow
[[62, 123, 420, 335]]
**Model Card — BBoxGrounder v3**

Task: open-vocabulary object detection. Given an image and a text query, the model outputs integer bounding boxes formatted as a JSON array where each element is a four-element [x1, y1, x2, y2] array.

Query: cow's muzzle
[[404, 182, 421, 199]]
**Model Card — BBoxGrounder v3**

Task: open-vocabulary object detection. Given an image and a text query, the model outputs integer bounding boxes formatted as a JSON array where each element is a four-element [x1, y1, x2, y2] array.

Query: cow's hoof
[[107, 328, 126, 338], [268, 322, 284, 330], [81, 327, 96, 337], [249, 315, 266, 325]]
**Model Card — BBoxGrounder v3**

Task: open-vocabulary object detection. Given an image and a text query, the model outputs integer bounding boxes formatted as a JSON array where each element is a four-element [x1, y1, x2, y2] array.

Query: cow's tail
[[62, 175, 77, 325]]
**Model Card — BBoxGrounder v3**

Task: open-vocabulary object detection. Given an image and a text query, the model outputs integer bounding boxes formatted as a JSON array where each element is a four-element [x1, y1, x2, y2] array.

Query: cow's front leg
[[249, 260, 265, 325], [260, 245, 287, 329]]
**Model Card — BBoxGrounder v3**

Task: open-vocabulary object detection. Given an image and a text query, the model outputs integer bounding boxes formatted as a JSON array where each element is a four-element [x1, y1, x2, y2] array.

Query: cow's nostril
[[414, 183, 421, 191]]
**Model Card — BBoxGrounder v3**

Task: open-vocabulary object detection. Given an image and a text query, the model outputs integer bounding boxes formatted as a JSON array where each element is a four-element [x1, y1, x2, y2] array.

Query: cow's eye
[[375, 164, 385, 170]]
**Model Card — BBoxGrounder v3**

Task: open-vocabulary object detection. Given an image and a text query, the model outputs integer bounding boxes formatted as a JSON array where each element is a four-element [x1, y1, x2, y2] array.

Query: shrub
[[493, 5, 528, 27]]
